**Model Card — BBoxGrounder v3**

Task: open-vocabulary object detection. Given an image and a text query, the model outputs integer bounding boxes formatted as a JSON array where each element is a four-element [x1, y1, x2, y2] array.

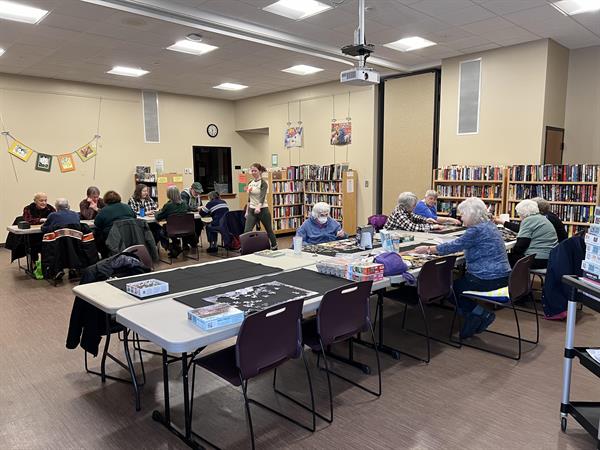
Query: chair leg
[[368, 321, 382, 397], [318, 340, 335, 423], [418, 300, 431, 364], [240, 378, 256, 450]]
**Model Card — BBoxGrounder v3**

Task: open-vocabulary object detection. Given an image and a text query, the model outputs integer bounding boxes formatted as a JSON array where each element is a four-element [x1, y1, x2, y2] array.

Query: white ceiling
[[0, 0, 598, 100]]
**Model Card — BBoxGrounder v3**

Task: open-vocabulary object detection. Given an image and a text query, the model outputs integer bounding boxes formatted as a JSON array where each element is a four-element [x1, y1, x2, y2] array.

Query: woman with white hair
[[508, 199, 558, 269], [295, 202, 346, 244], [155, 186, 191, 258], [383, 192, 443, 232], [414, 190, 461, 225], [413, 197, 511, 338], [495, 197, 567, 243]]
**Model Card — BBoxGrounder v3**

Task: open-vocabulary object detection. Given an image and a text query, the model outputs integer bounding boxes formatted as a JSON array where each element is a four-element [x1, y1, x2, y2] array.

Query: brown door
[[544, 127, 564, 164]]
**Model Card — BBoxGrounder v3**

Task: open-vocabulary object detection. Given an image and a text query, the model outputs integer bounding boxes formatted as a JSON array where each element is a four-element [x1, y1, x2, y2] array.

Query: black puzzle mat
[[108, 259, 283, 299], [429, 226, 466, 235]]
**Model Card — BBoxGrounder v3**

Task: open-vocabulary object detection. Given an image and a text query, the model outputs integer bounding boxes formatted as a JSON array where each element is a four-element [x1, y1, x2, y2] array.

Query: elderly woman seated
[[414, 190, 461, 225], [41, 198, 80, 233], [384, 192, 444, 232], [23, 192, 55, 225], [496, 197, 567, 243], [295, 202, 346, 244], [413, 197, 511, 338], [508, 199, 558, 269]]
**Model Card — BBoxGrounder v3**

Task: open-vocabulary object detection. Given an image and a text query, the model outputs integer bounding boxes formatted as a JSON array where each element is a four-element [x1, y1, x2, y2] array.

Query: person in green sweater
[[156, 186, 192, 258], [94, 190, 136, 257]]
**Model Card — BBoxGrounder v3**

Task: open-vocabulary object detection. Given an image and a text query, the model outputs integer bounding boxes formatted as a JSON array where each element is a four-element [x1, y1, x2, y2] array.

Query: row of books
[[438, 200, 501, 215], [271, 181, 303, 193], [304, 181, 342, 193], [582, 211, 600, 286], [306, 205, 343, 220], [437, 185, 503, 198], [272, 193, 302, 205], [272, 205, 303, 218], [508, 184, 597, 203], [304, 193, 343, 206], [299, 164, 348, 181], [135, 173, 157, 183], [271, 166, 302, 181], [508, 204, 596, 223], [509, 164, 599, 182], [435, 165, 504, 181], [273, 217, 303, 231]]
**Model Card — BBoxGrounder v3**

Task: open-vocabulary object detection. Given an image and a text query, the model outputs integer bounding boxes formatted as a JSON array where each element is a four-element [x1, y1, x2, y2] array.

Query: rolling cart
[[561, 275, 600, 449]]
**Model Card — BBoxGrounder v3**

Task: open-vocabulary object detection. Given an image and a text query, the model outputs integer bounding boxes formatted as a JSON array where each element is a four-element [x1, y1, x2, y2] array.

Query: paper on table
[[587, 349, 600, 364]]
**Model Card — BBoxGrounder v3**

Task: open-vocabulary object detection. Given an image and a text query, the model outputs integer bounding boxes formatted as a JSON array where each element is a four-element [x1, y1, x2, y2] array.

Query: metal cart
[[561, 275, 600, 449]]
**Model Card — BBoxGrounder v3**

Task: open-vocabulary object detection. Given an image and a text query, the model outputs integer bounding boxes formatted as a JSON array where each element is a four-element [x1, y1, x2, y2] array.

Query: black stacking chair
[[161, 213, 198, 264], [297, 281, 380, 423], [239, 231, 270, 255], [190, 299, 315, 449], [455, 254, 538, 360], [383, 255, 458, 363]]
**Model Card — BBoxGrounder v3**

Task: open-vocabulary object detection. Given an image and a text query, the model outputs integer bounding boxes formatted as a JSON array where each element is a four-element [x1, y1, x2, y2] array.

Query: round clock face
[[207, 123, 218, 138]]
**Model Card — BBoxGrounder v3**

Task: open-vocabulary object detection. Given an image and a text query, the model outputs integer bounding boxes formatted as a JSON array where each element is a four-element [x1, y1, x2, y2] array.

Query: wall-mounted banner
[[35, 153, 52, 172], [58, 154, 76, 173], [8, 141, 34, 162], [330, 121, 352, 146], [284, 126, 303, 148], [76, 144, 96, 161]]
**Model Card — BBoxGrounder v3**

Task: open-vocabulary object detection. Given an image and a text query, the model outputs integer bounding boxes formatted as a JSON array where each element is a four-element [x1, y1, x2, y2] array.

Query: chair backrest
[[239, 231, 270, 255], [509, 254, 535, 300], [223, 210, 246, 234], [417, 255, 457, 303], [123, 244, 153, 270], [367, 214, 388, 232], [166, 213, 195, 237], [317, 280, 373, 346], [236, 299, 304, 380]]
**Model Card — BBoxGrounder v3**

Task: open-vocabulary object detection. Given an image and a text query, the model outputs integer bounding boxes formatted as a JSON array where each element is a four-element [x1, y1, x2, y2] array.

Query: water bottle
[[139, 207, 145, 217]]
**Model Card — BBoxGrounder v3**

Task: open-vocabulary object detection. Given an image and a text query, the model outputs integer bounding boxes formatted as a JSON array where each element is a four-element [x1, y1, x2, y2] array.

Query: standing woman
[[244, 162, 277, 249]]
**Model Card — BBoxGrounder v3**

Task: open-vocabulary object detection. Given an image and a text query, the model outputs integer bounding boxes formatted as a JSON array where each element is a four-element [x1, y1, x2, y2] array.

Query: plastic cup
[[139, 207, 145, 217], [293, 236, 303, 255]]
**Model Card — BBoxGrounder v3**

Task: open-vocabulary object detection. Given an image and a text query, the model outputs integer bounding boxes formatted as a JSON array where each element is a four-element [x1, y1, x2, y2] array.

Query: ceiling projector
[[340, 66, 380, 85]]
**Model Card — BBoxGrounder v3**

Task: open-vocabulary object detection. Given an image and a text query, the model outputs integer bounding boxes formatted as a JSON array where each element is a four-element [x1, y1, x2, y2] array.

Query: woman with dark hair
[[94, 190, 136, 246], [244, 162, 277, 249], [79, 186, 105, 220], [128, 183, 158, 215]]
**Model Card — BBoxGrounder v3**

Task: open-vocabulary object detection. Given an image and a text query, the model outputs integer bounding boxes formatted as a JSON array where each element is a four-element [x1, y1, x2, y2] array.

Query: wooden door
[[544, 127, 564, 164]]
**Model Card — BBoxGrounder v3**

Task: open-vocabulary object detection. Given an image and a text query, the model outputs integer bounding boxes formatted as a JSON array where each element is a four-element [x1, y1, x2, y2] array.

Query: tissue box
[[188, 303, 244, 331], [126, 279, 169, 298]]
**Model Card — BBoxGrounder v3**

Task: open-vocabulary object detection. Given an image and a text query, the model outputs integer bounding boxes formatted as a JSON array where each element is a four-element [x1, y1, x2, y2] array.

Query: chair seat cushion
[[461, 286, 510, 304], [194, 345, 241, 386]]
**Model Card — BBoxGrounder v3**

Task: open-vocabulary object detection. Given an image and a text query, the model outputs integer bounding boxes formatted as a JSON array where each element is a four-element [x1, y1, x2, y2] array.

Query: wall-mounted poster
[[330, 121, 352, 145], [35, 153, 52, 172], [58, 154, 75, 173], [8, 141, 34, 162], [76, 144, 96, 161], [284, 126, 303, 148]]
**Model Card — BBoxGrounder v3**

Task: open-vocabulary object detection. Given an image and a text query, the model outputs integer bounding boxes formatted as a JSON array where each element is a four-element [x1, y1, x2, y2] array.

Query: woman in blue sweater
[[414, 197, 511, 338], [296, 202, 347, 245]]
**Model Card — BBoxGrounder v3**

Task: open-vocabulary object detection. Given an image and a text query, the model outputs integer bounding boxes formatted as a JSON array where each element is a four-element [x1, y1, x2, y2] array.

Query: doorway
[[192, 146, 233, 194], [544, 127, 564, 164]]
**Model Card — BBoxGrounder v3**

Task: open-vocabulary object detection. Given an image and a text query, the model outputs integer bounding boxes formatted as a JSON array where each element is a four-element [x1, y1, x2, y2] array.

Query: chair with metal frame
[[381, 255, 459, 364], [123, 244, 154, 270], [452, 254, 539, 361], [160, 213, 199, 264], [189, 299, 316, 450], [239, 231, 270, 255], [294, 280, 381, 423]]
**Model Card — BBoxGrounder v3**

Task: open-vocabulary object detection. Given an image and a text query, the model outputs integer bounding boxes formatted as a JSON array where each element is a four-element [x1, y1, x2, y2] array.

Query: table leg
[[354, 291, 401, 360], [560, 288, 578, 425], [123, 329, 141, 411]]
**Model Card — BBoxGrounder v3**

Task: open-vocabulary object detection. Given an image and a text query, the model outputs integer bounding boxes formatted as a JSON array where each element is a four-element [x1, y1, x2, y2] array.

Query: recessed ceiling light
[[551, 0, 600, 15], [107, 66, 149, 77], [0, 48, 5, 57], [213, 83, 248, 91], [383, 36, 437, 52], [282, 64, 324, 75], [263, 0, 332, 20], [167, 40, 218, 56], [0, 0, 49, 24]]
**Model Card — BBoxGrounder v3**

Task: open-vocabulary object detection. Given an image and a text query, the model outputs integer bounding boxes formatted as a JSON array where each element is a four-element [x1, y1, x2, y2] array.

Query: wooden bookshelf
[[269, 167, 304, 235], [133, 173, 159, 202]]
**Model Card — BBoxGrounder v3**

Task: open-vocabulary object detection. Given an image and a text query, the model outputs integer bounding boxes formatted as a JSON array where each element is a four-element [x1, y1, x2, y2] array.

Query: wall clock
[[207, 123, 218, 138]]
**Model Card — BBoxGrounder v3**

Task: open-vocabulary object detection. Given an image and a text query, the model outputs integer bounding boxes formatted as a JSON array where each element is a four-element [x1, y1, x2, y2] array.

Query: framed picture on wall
[[8, 141, 34, 162], [35, 153, 52, 172], [58, 154, 76, 173], [330, 121, 352, 146], [76, 144, 97, 161], [284, 126, 303, 148]]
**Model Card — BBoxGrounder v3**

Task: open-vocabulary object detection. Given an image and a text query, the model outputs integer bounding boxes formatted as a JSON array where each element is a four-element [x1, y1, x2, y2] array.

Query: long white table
[[6, 219, 95, 235]]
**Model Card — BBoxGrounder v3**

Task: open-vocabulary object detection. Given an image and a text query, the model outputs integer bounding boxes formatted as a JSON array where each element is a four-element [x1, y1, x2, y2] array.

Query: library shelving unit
[[506, 164, 599, 236], [134, 172, 158, 202], [269, 166, 304, 235], [301, 164, 357, 234], [432, 166, 507, 216]]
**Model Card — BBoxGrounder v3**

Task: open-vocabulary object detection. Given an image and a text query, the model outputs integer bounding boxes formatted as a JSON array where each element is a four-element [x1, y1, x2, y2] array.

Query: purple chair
[[190, 299, 316, 449], [297, 281, 380, 423], [239, 231, 270, 255]]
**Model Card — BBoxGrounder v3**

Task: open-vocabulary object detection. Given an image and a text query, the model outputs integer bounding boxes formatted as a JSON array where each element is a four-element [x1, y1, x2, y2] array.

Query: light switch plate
[[364, 180, 369, 188], [184, 168, 192, 175]]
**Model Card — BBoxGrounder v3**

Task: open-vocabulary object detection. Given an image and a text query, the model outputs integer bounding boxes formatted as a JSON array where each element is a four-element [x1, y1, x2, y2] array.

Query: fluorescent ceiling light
[[167, 40, 218, 55], [0, 0, 49, 24], [282, 64, 324, 75], [383, 36, 437, 52], [0, 48, 5, 57], [107, 66, 149, 77], [263, 0, 332, 20], [213, 82, 248, 91], [551, 0, 600, 15]]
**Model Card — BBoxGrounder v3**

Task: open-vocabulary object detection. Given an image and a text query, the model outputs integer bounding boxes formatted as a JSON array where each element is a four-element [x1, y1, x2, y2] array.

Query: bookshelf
[[133, 172, 158, 202], [507, 164, 599, 236], [432, 166, 507, 216], [269, 166, 304, 235]]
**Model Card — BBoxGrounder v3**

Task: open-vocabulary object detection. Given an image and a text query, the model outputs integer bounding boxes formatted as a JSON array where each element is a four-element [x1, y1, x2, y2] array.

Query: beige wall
[[234, 81, 377, 224], [0, 74, 247, 243], [564, 46, 600, 164], [543, 40, 569, 135], [439, 40, 550, 166]]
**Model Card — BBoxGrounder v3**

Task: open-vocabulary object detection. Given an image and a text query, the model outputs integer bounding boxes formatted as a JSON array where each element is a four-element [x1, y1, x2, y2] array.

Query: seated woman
[[181, 181, 205, 247], [23, 192, 55, 225], [94, 191, 136, 256], [41, 198, 80, 233], [295, 202, 346, 245], [383, 192, 443, 232], [79, 186, 105, 220], [414, 190, 461, 225], [200, 191, 229, 253], [508, 199, 558, 269], [155, 186, 191, 257], [413, 197, 511, 339], [128, 183, 158, 215]]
